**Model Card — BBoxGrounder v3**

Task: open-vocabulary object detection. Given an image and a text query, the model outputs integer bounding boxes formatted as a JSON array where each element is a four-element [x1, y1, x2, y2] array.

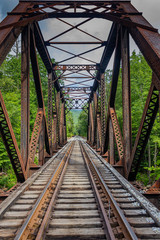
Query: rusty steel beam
[[110, 108, 124, 165], [87, 104, 90, 142], [121, 26, 132, 177], [89, 23, 117, 101], [39, 117, 45, 166], [21, 25, 30, 168], [53, 113, 57, 151], [97, 113, 102, 148], [65, 98, 88, 109], [63, 102, 67, 143], [128, 79, 159, 180], [109, 28, 121, 107], [0, 3, 30, 66], [20, 1, 131, 3], [88, 104, 92, 144], [89, 102, 94, 146], [48, 41, 104, 44], [109, 118, 114, 165], [62, 77, 93, 79], [54, 65, 97, 71], [5, 8, 153, 34], [33, 23, 52, 72], [93, 92, 98, 146], [120, 2, 160, 81], [48, 72, 53, 152], [60, 102, 65, 146], [26, 109, 43, 175], [0, 91, 26, 182], [33, 22, 63, 100], [56, 91, 60, 146], [30, 28, 50, 155], [96, 86, 102, 148], [146, 179, 160, 194], [103, 113, 110, 155], [62, 87, 91, 92], [103, 28, 121, 155], [101, 73, 106, 154], [52, 88, 57, 151], [30, 27, 43, 108]]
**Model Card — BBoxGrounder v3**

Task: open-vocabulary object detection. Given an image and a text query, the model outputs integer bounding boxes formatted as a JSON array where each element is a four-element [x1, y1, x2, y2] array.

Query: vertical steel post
[[93, 92, 97, 146], [64, 102, 67, 143], [101, 73, 106, 154], [60, 102, 64, 146], [97, 113, 102, 149], [52, 88, 57, 151], [21, 25, 30, 168], [96, 126, 100, 149], [48, 71, 53, 154], [121, 27, 132, 176], [53, 113, 57, 151], [89, 102, 94, 146], [109, 118, 114, 165], [56, 91, 60, 146], [87, 103, 90, 142], [39, 117, 45, 166]]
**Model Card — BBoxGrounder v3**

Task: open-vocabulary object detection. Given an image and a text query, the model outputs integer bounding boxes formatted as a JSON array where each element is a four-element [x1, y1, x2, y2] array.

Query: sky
[[0, 0, 160, 89]]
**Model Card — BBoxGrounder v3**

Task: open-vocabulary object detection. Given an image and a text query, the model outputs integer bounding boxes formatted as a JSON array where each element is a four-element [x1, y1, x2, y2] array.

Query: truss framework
[[0, 0, 160, 182]]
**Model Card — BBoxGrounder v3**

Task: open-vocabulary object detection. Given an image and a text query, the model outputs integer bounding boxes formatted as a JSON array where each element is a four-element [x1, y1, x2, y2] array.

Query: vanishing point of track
[[0, 138, 160, 240]]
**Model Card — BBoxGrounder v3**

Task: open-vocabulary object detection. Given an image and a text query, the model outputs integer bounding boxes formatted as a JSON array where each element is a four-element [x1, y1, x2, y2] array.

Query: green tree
[[112, 51, 160, 184], [66, 111, 74, 137], [76, 110, 88, 137]]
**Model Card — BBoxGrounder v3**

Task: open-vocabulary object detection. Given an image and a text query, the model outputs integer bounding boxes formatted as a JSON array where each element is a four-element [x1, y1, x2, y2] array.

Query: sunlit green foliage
[[76, 110, 88, 137]]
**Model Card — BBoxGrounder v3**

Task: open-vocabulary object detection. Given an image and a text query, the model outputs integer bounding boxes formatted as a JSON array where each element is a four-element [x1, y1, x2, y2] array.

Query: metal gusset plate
[[26, 109, 44, 175], [110, 108, 124, 164]]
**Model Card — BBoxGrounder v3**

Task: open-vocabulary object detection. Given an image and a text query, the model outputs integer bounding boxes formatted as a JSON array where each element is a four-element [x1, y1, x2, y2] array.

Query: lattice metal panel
[[0, 91, 26, 182], [129, 86, 159, 180]]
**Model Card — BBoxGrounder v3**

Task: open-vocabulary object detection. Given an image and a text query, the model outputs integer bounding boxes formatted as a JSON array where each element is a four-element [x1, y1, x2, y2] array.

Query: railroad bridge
[[0, 0, 160, 239]]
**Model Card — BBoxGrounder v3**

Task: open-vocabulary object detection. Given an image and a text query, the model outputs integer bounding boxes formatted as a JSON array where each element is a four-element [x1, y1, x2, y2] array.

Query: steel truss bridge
[[0, 0, 160, 238]]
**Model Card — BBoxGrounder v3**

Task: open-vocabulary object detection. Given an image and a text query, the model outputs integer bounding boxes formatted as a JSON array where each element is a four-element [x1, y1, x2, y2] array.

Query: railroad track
[[0, 138, 160, 239], [81, 140, 160, 239], [0, 141, 73, 239]]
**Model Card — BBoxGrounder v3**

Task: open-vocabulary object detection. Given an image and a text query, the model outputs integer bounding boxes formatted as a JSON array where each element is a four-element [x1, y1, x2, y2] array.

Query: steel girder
[[30, 27, 50, 155], [21, 26, 30, 169], [26, 109, 44, 176]]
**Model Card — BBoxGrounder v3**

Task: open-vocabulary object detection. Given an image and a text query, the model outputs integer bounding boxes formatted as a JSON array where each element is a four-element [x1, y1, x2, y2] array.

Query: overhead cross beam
[[54, 65, 97, 71]]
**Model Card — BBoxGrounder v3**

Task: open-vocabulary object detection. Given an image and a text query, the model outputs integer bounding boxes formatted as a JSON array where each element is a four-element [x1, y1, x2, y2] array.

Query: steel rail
[[0, 142, 69, 218], [86, 141, 160, 227], [81, 141, 138, 240], [35, 141, 74, 240], [14, 141, 74, 240], [80, 142, 116, 240]]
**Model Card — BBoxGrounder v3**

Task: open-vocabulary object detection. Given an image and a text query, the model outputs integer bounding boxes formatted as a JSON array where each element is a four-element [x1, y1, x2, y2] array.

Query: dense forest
[[0, 47, 160, 190]]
